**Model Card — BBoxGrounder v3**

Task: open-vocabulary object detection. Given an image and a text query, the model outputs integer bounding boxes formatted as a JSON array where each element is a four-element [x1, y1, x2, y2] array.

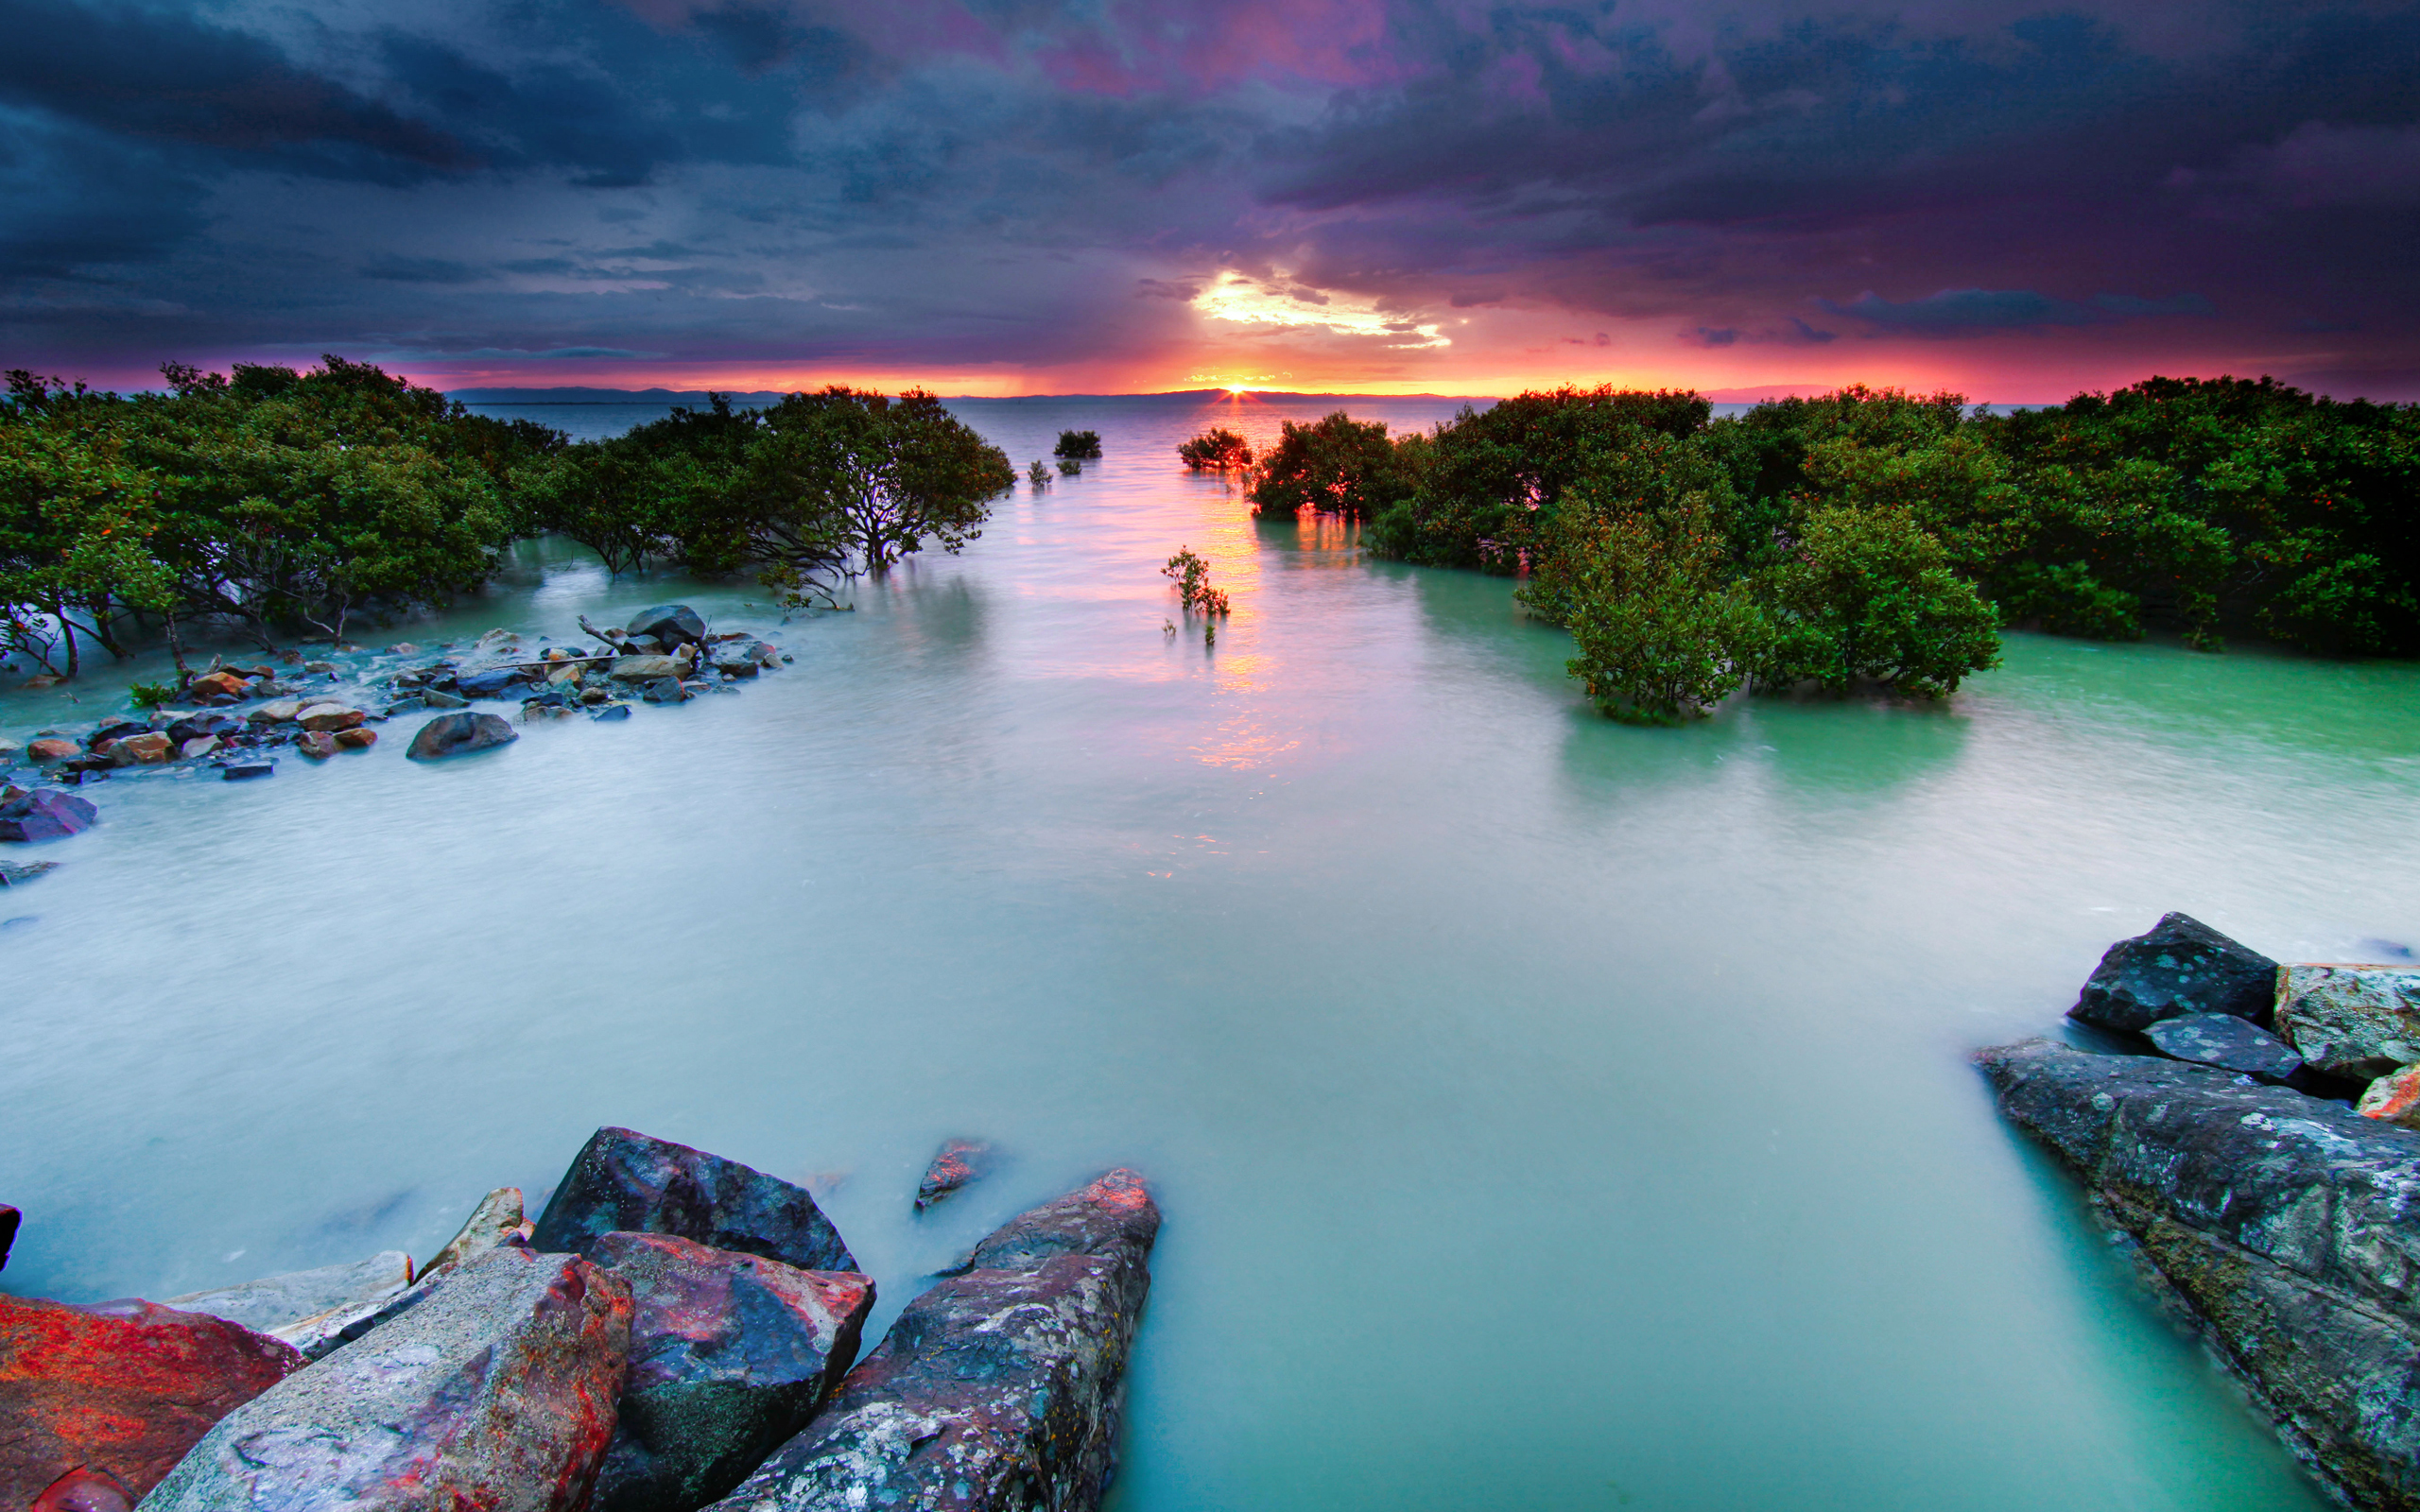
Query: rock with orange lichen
[[705, 1170, 1158, 1512], [0, 1293, 302, 1503]]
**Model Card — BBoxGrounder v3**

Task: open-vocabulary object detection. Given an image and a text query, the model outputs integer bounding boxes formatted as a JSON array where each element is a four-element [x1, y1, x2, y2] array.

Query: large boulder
[[163, 1250, 413, 1351], [140, 1245, 633, 1512], [531, 1128, 856, 1275], [2141, 1012, 2304, 1081], [0, 1295, 302, 1503], [2277, 965, 2420, 1080], [0, 787, 97, 842], [2067, 911, 2279, 1033], [1977, 1038, 2420, 1510], [589, 1233, 874, 1512], [406, 711, 519, 761], [628, 606, 707, 650], [706, 1170, 1160, 1512]]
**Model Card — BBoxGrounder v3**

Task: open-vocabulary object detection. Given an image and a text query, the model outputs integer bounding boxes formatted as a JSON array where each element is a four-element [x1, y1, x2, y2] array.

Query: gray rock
[[593, 705, 633, 722], [0, 859, 57, 886], [590, 1234, 873, 1512], [705, 1170, 1158, 1512], [141, 1245, 633, 1512], [422, 689, 470, 710], [418, 1188, 533, 1284], [643, 679, 689, 705], [2068, 911, 2280, 1033], [708, 642, 776, 678], [406, 712, 518, 761], [530, 1127, 856, 1275], [2277, 965, 2420, 1080], [220, 763, 274, 781], [1977, 1038, 2420, 1510], [914, 1139, 994, 1212], [627, 606, 707, 650], [2142, 1012, 2304, 1081], [163, 1250, 413, 1339]]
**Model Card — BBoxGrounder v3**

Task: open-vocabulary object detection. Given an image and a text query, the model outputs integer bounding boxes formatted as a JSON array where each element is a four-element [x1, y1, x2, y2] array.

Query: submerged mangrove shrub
[[1249, 413, 1423, 519], [1054, 430, 1102, 459], [1178, 428, 1253, 472]]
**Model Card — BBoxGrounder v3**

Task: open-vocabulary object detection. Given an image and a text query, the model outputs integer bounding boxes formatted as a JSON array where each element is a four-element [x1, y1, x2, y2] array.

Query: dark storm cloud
[[1, 0, 2414, 392]]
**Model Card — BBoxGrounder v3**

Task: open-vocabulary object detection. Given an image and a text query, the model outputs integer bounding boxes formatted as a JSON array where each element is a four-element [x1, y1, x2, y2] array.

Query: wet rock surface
[[0, 1294, 302, 1503], [2278, 966, 2420, 1080], [533, 1127, 857, 1275], [708, 1170, 1159, 1512], [406, 710, 519, 761], [590, 1233, 874, 1512], [630, 605, 709, 650], [2068, 911, 2280, 1033], [2142, 1011, 2305, 1080], [914, 1140, 994, 1212], [0, 787, 96, 842], [1979, 1037, 2420, 1510], [142, 1245, 633, 1512]]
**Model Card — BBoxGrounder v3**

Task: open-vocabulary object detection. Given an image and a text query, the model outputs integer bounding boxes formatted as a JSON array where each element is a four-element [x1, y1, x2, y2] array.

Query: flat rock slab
[[2068, 911, 2279, 1033], [915, 1139, 994, 1212], [164, 1249, 412, 1337], [0, 1295, 301, 1503], [707, 1170, 1159, 1512], [0, 788, 97, 842], [1977, 1038, 2420, 1510], [406, 711, 519, 761], [2142, 1012, 2304, 1080], [2278, 964, 2420, 1080], [612, 656, 683, 682], [142, 1245, 633, 1512], [590, 1233, 874, 1512], [532, 1127, 857, 1275]]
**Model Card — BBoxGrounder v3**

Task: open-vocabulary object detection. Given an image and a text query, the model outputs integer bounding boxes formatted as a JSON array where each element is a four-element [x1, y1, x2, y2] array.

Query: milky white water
[[8, 393, 2419, 1511]]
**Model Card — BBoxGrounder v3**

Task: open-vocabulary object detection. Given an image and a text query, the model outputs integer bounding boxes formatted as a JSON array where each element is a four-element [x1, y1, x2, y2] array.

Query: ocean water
[[7, 392, 2418, 1511]]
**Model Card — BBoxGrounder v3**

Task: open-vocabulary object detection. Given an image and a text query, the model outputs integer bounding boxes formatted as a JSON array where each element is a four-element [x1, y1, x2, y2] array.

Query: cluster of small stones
[[1, 1129, 1158, 1512], [0, 604, 789, 889]]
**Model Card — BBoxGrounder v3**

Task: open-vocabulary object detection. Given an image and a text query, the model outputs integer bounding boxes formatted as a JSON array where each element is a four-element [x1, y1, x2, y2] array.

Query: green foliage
[[1249, 412, 1421, 519], [1057, 456, 1081, 476], [1054, 430, 1102, 459], [129, 679, 175, 711], [1178, 427, 1253, 471], [1531, 497, 1763, 724], [1028, 459, 1050, 487], [1748, 506, 2002, 698], [1163, 546, 1228, 616]]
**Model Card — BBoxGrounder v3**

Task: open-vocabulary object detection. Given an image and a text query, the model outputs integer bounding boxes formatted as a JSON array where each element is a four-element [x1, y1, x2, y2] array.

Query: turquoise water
[[7, 394, 2418, 1510]]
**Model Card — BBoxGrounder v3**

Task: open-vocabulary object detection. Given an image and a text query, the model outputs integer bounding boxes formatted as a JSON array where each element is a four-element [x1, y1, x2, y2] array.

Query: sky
[[4, 0, 2416, 400]]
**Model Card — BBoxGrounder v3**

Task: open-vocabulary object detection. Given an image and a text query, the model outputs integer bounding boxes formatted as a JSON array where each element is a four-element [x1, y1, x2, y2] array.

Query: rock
[[613, 656, 683, 682], [531, 1127, 857, 1274], [407, 712, 519, 761], [334, 727, 377, 749], [164, 714, 236, 746], [296, 702, 365, 731], [221, 762, 274, 781], [643, 679, 689, 704], [706, 1171, 1160, 1512], [248, 699, 306, 725], [2142, 1012, 2304, 1081], [389, 643, 423, 656], [475, 627, 520, 649], [708, 643, 767, 678], [0, 1294, 302, 1504], [88, 721, 148, 748], [458, 667, 534, 698], [420, 1188, 535, 1283], [0, 788, 97, 842], [142, 1245, 633, 1512], [2358, 1065, 2420, 1129], [547, 661, 586, 685], [627, 605, 707, 649], [164, 1250, 415, 1345], [1977, 1038, 2420, 1510], [590, 1233, 874, 1512], [0, 1202, 16, 1267], [0, 859, 59, 886], [185, 671, 247, 701], [180, 736, 221, 760], [296, 731, 337, 759], [526, 706, 579, 722], [593, 704, 632, 722], [2277, 965, 2420, 1080], [31, 1468, 133, 1512], [915, 1139, 995, 1211], [423, 688, 470, 710], [26, 738, 76, 762], [108, 731, 172, 765], [302, 661, 337, 675], [2067, 911, 2280, 1034]]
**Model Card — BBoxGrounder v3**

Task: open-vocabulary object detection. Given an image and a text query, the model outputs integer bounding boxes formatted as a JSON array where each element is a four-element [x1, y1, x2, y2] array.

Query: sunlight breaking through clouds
[[1192, 271, 1450, 348]]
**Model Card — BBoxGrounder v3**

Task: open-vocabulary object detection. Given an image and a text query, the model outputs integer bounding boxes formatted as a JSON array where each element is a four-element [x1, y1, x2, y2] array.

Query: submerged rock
[[0, 788, 96, 842], [142, 1245, 633, 1512], [0, 1295, 302, 1503], [221, 762, 274, 781], [0, 859, 59, 886], [914, 1139, 995, 1211], [162, 1249, 414, 1343], [590, 1233, 874, 1512], [2142, 1012, 2304, 1081], [532, 1127, 856, 1275], [2277, 965, 2420, 1080], [628, 605, 707, 650], [407, 711, 519, 761], [1978, 1038, 2420, 1509], [2067, 911, 2280, 1033], [708, 1170, 1160, 1512]]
